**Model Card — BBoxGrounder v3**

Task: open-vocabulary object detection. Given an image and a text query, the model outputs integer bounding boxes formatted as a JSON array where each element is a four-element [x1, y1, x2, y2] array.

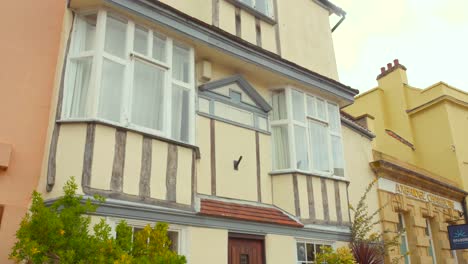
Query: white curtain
[[172, 84, 190, 142], [331, 135, 344, 176], [98, 59, 124, 122], [133, 26, 148, 55], [172, 44, 190, 83], [152, 33, 166, 62], [271, 90, 287, 120], [327, 103, 340, 132], [294, 125, 309, 170], [316, 98, 327, 120], [309, 120, 329, 172], [272, 125, 290, 170], [104, 16, 126, 58], [291, 89, 305, 122], [131, 60, 165, 130], [69, 58, 92, 118]]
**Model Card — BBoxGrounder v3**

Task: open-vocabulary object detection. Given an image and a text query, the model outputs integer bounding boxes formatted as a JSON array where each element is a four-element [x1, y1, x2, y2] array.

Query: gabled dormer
[[198, 75, 271, 133]]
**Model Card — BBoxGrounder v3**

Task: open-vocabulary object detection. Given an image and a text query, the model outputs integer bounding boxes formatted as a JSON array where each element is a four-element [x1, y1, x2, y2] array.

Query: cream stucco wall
[[272, 175, 296, 215], [265, 234, 296, 264], [91, 125, 115, 190], [215, 121, 258, 201], [276, 0, 339, 79], [188, 227, 228, 264], [150, 140, 168, 200], [342, 126, 381, 233]]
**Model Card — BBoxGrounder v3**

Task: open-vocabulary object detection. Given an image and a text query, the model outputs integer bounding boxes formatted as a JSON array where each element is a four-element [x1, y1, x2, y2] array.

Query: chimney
[[376, 59, 407, 80]]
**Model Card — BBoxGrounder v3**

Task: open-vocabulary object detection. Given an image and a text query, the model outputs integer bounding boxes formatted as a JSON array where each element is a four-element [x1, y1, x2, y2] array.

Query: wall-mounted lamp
[[233, 156, 243, 170]]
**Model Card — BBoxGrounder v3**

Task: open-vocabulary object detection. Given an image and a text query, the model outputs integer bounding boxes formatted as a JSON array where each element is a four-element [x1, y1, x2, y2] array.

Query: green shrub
[[10, 177, 186, 264]]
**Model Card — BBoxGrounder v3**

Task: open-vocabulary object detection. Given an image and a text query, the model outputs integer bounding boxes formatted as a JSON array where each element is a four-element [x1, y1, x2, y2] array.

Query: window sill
[[224, 0, 277, 25], [56, 119, 200, 159], [269, 169, 349, 184]]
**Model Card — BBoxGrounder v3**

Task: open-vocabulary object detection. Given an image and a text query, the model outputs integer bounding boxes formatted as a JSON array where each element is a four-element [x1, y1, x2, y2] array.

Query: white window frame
[[106, 217, 188, 257], [63, 9, 196, 144], [238, 0, 274, 18], [295, 238, 334, 264], [270, 86, 345, 178], [398, 213, 411, 264], [425, 218, 437, 264]]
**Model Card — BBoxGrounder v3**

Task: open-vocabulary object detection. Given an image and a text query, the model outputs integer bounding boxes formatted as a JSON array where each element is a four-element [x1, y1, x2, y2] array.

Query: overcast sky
[[331, 0, 468, 93]]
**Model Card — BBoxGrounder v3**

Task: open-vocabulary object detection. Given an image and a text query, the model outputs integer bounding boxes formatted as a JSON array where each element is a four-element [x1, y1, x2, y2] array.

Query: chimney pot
[[387, 63, 392, 70], [380, 67, 385, 74], [394, 59, 399, 66]]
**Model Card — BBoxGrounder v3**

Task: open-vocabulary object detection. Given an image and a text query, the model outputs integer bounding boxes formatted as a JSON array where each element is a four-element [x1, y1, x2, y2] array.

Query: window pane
[[309, 121, 330, 172], [172, 84, 190, 142], [306, 243, 315, 261], [68, 57, 93, 118], [306, 95, 316, 118], [152, 33, 166, 62], [131, 60, 165, 131], [292, 90, 305, 122], [257, 116, 268, 131], [104, 16, 127, 58], [272, 125, 290, 170], [240, 0, 253, 6], [255, 0, 271, 16], [134, 26, 148, 55], [173, 44, 190, 83], [214, 101, 254, 126], [98, 59, 124, 122], [328, 103, 340, 133], [294, 126, 309, 170], [316, 98, 327, 121], [168, 231, 179, 252], [272, 90, 287, 120], [400, 235, 410, 264], [296, 243, 306, 261], [76, 14, 97, 52], [331, 135, 344, 176]]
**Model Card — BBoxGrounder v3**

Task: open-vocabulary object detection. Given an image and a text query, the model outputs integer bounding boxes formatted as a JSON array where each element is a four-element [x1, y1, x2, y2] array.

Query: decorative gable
[[198, 75, 272, 133], [199, 75, 272, 112]]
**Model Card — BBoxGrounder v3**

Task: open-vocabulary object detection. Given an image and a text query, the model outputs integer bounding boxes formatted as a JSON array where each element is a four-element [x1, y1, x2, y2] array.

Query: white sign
[[378, 178, 463, 211]]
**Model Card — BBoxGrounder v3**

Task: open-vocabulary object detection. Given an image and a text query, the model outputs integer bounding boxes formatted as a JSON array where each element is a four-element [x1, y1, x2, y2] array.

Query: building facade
[[344, 61, 468, 263], [0, 0, 67, 261], [16, 0, 373, 263]]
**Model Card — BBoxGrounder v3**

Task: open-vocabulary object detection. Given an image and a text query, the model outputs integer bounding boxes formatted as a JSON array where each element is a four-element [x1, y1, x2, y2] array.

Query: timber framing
[[102, 0, 358, 102]]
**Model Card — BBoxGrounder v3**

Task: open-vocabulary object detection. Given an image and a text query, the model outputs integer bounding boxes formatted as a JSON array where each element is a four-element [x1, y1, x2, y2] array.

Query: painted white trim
[[62, 9, 195, 144], [270, 86, 345, 178]]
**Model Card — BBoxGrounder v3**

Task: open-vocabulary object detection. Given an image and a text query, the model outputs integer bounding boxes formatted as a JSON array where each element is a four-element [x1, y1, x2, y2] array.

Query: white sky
[[331, 0, 468, 93]]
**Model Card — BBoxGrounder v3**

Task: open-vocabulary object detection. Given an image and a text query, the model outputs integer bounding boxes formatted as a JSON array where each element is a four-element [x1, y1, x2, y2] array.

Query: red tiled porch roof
[[199, 199, 303, 228]]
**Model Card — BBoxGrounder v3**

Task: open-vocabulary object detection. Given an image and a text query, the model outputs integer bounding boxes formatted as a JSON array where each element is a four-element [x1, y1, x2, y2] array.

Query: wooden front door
[[228, 235, 264, 264]]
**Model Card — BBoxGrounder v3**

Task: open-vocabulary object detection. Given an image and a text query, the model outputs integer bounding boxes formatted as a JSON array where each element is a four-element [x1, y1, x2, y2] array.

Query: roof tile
[[199, 199, 303, 228]]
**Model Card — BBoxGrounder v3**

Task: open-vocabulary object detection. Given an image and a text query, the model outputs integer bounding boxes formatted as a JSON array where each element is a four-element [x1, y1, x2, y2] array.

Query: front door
[[228, 235, 264, 264]]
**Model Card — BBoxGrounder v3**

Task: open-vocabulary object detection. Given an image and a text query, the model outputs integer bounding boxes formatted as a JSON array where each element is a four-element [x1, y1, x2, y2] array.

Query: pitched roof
[[340, 111, 375, 139], [199, 198, 303, 228]]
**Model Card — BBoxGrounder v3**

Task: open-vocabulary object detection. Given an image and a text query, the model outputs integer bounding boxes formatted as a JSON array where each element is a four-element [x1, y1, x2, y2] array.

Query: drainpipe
[[331, 14, 346, 33]]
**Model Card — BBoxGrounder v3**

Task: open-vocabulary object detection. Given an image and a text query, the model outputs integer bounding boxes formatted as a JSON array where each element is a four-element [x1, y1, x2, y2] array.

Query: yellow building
[[344, 60, 468, 263], [19, 0, 381, 263]]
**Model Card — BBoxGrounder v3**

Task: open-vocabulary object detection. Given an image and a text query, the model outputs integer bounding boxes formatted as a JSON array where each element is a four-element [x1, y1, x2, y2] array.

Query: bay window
[[64, 10, 195, 143], [271, 88, 345, 177]]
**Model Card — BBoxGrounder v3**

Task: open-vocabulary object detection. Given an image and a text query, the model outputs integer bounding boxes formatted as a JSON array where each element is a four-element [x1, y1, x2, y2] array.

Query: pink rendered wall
[[0, 0, 65, 261]]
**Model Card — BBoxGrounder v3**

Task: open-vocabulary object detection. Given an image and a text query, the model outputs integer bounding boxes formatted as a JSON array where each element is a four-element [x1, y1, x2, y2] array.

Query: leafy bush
[[9, 177, 186, 264], [349, 178, 406, 264], [315, 246, 356, 264]]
